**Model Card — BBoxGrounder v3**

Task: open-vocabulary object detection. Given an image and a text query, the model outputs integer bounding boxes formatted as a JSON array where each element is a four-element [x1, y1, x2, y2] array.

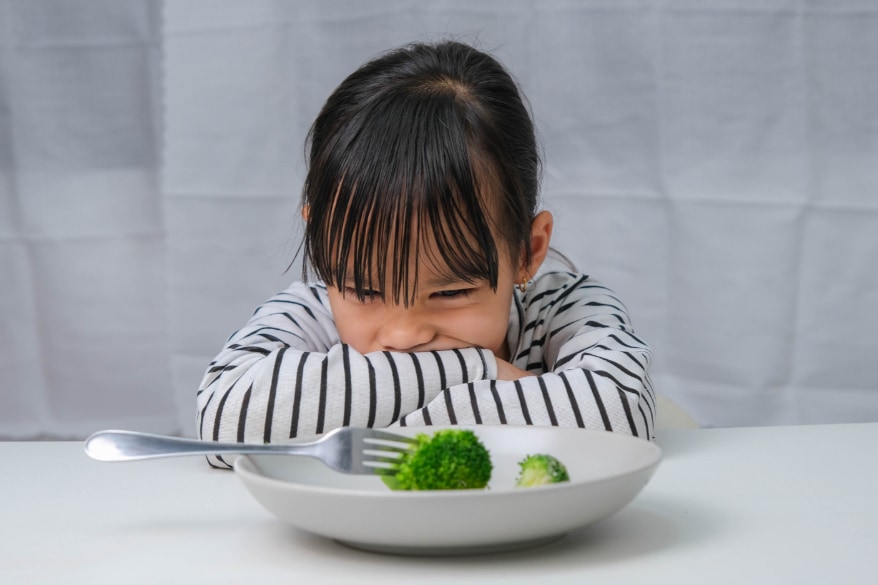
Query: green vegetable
[[515, 454, 570, 487], [383, 429, 493, 491]]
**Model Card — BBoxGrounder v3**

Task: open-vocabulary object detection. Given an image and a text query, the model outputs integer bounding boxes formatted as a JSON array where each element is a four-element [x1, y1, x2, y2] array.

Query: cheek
[[327, 296, 372, 345], [450, 298, 512, 348], [336, 312, 381, 351]]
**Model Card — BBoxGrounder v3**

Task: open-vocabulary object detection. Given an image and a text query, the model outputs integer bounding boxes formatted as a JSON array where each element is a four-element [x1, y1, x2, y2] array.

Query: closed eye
[[430, 289, 472, 300], [344, 287, 381, 302]]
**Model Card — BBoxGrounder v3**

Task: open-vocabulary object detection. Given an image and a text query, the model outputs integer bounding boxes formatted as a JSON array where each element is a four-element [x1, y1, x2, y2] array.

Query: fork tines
[[360, 430, 417, 475]]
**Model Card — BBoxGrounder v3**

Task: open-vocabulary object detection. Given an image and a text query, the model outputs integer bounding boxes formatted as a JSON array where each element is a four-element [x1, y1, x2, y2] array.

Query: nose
[[377, 306, 436, 352]]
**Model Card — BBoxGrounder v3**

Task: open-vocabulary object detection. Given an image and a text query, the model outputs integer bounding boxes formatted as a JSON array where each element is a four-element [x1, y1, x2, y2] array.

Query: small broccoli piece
[[515, 454, 570, 487], [383, 429, 492, 491]]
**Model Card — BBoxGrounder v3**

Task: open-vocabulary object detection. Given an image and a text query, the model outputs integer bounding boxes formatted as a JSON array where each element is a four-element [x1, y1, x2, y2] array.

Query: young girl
[[197, 40, 656, 468]]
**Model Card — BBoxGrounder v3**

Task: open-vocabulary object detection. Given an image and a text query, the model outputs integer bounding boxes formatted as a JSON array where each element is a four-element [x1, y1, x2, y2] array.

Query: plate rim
[[234, 425, 663, 498]]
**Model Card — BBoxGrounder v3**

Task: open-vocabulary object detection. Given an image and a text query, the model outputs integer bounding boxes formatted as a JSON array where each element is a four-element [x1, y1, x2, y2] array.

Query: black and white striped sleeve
[[394, 273, 656, 441], [196, 283, 496, 468]]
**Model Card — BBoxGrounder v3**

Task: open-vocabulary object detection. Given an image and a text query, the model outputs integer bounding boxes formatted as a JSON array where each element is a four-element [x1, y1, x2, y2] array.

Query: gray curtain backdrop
[[2, 0, 877, 439]]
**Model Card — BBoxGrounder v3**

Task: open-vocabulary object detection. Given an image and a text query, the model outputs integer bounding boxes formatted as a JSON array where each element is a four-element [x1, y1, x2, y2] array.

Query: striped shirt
[[196, 270, 656, 468]]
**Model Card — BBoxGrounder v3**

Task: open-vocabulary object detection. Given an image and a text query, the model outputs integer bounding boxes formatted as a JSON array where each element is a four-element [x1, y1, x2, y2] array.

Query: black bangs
[[304, 86, 501, 306]]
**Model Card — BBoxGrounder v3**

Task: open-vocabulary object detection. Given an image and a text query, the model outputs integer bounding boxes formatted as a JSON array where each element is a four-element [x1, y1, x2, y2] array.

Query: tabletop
[[3, 423, 877, 584]]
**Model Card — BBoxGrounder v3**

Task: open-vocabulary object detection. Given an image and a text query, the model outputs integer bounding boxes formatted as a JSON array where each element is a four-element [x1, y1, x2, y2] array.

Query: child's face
[[325, 246, 518, 361]]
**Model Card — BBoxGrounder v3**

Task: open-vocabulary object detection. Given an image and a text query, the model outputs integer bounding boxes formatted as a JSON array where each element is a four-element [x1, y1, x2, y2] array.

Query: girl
[[197, 40, 656, 468]]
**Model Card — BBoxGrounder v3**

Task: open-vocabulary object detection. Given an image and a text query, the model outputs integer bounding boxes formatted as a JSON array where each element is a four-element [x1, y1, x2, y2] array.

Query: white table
[[3, 423, 877, 584]]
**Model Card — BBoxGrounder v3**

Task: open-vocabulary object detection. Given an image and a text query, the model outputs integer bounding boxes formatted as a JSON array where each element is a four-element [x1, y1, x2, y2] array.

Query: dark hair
[[302, 40, 540, 305]]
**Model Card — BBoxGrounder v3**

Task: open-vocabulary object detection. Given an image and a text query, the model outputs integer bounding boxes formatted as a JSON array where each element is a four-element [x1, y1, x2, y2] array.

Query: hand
[[494, 358, 536, 381]]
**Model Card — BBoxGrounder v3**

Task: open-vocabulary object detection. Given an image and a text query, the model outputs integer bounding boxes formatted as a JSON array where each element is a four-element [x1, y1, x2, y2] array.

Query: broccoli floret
[[383, 429, 492, 491], [515, 454, 570, 487]]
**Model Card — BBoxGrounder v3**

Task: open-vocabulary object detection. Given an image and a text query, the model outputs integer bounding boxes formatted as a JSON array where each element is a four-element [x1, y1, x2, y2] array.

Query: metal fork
[[84, 427, 417, 475]]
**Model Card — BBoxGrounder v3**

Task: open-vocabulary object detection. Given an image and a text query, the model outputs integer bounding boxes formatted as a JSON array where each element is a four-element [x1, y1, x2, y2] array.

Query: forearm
[[395, 326, 656, 440], [394, 367, 655, 440], [197, 344, 497, 466]]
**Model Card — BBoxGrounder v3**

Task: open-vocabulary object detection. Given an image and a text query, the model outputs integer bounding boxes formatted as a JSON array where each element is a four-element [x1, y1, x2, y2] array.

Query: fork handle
[[84, 429, 317, 462]]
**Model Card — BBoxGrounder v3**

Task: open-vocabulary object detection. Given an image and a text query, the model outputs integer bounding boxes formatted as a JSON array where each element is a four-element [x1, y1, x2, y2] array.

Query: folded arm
[[196, 283, 496, 468], [393, 275, 656, 440]]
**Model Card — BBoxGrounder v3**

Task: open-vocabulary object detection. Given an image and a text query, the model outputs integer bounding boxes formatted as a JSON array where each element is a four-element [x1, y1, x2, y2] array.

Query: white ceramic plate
[[235, 425, 662, 555]]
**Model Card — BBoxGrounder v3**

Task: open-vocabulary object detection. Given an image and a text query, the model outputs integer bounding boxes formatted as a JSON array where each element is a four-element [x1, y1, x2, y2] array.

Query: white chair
[[656, 394, 700, 430]]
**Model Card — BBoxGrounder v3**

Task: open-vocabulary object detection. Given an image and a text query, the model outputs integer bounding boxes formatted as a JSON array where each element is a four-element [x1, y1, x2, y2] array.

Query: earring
[[517, 280, 528, 293]]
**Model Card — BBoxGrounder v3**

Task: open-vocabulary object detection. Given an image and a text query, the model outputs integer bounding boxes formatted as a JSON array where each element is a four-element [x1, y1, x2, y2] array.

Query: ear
[[518, 210, 553, 282], [301, 204, 310, 222]]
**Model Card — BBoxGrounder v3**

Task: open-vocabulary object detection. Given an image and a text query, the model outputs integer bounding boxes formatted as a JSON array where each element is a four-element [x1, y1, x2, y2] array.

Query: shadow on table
[[286, 492, 721, 571]]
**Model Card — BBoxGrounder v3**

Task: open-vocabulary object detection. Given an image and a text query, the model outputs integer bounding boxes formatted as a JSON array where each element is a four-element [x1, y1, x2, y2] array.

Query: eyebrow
[[341, 275, 375, 288], [341, 273, 479, 289], [424, 273, 481, 289]]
